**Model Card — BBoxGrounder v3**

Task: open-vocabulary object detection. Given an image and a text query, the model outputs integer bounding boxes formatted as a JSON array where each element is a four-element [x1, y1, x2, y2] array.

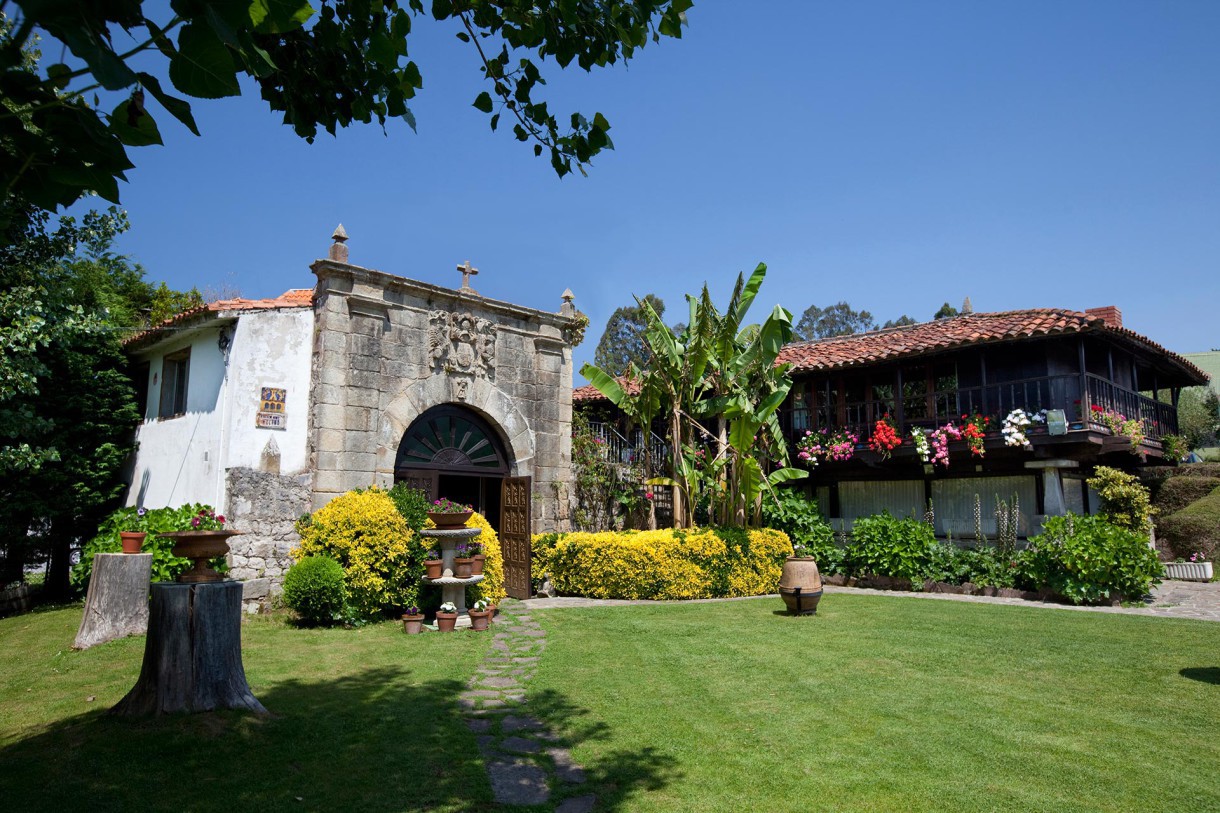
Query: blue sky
[[98, 1, 1219, 376]]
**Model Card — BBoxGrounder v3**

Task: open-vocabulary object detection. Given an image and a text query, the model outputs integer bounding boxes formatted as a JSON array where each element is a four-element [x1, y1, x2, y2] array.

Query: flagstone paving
[[459, 607, 593, 810]]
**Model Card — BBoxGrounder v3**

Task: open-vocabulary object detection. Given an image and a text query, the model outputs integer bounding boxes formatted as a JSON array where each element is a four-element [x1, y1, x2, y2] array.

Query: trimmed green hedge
[[1158, 487, 1220, 564]]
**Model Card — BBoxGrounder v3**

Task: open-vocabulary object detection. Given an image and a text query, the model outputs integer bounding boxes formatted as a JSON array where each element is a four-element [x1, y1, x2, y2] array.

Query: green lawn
[[2, 597, 1218, 813], [0, 605, 494, 812], [528, 596, 1220, 813]]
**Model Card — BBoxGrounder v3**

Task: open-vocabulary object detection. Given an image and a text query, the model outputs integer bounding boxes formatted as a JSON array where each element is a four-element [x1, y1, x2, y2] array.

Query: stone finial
[[962, 296, 973, 314], [560, 288, 575, 317], [329, 224, 349, 263], [457, 260, 479, 295]]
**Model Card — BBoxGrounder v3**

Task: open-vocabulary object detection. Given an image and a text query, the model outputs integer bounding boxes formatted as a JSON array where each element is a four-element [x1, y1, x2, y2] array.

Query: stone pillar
[[1024, 459, 1079, 531]]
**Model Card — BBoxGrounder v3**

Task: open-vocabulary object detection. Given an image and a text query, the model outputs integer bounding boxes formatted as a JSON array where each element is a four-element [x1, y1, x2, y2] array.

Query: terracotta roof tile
[[123, 288, 314, 348], [776, 308, 1206, 381], [576, 308, 1207, 401]]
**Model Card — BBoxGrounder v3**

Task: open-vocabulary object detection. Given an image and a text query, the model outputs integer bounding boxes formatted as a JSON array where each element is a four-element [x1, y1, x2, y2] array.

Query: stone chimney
[[1085, 306, 1122, 329]]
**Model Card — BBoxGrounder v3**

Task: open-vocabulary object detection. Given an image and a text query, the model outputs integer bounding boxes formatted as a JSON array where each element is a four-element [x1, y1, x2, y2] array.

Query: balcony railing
[[586, 421, 669, 472], [782, 373, 1177, 444]]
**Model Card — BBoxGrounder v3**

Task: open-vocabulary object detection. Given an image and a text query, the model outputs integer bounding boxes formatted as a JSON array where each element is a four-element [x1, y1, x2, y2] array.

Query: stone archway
[[394, 404, 510, 525]]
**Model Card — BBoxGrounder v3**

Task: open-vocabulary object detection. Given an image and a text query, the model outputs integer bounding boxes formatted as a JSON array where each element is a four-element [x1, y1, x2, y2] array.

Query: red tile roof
[[575, 308, 1207, 401], [777, 308, 1207, 381], [573, 377, 642, 403], [123, 288, 314, 348]]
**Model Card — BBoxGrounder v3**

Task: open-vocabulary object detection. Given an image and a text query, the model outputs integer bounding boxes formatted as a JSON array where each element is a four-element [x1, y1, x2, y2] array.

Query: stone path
[[523, 579, 1220, 622], [460, 606, 596, 811]]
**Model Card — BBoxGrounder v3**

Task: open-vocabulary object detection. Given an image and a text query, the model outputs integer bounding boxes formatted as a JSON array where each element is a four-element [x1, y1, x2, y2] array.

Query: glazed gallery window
[[158, 349, 190, 418]]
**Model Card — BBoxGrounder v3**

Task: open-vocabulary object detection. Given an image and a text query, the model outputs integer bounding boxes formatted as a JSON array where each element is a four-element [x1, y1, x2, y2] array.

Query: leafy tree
[[0, 0, 691, 227], [795, 302, 877, 340], [0, 202, 192, 593], [882, 315, 918, 328], [593, 294, 665, 377], [934, 302, 959, 320], [1179, 386, 1220, 450]]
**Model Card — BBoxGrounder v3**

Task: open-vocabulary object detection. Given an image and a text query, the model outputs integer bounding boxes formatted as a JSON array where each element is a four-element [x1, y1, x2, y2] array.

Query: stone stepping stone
[[463, 689, 505, 698], [549, 747, 587, 784], [487, 758, 549, 806], [502, 714, 545, 733], [479, 676, 520, 689], [465, 718, 492, 733], [500, 735, 544, 754], [556, 794, 597, 813]]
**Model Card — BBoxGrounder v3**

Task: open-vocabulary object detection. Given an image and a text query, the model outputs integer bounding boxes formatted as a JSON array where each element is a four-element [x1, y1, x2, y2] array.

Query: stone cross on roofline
[[457, 260, 479, 295]]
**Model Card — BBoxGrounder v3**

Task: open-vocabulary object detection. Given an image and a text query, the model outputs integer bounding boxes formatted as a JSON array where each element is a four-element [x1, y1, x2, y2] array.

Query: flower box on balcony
[[1164, 561, 1213, 582]]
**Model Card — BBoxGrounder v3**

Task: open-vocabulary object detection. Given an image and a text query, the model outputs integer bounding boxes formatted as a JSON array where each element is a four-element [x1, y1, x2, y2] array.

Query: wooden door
[[500, 476, 532, 599], [399, 469, 438, 501]]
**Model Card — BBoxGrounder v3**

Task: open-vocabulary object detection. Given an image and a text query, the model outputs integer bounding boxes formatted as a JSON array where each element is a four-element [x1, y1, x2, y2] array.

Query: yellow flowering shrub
[[531, 526, 792, 600], [465, 512, 506, 604], [294, 487, 424, 619]]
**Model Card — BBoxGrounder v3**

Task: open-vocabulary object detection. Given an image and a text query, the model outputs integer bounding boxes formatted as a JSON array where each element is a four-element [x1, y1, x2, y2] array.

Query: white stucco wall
[[127, 324, 229, 509], [218, 308, 314, 497], [126, 307, 314, 513]]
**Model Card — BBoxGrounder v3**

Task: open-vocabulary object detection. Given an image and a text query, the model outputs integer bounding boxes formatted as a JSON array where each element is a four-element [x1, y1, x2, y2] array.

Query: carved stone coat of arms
[[429, 310, 496, 379]]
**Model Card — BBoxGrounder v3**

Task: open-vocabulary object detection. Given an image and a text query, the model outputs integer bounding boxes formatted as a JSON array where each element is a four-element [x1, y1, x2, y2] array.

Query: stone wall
[[308, 258, 577, 532], [225, 466, 311, 610]]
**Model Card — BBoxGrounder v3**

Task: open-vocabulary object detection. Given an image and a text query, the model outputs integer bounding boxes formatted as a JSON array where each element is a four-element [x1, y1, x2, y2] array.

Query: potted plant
[[469, 541, 486, 576], [427, 498, 473, 528], [468, 599, 493, 631], [423, 549, 443, 579], [1164, 553, 1214, 582], [436, 601, 458, 632], [158, 508, 241, 583], [402, 605, 425, 635], [120, 507, 149, 554], [453, 542, 474, 578]]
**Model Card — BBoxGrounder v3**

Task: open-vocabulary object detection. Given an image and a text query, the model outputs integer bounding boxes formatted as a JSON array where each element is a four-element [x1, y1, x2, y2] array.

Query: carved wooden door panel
[[399, 470, 438, 502], [500, 476, 532, 599]]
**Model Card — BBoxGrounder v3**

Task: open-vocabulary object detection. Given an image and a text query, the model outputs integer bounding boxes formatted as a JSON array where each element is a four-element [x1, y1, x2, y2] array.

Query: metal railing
[[586, 421, 669, 472]]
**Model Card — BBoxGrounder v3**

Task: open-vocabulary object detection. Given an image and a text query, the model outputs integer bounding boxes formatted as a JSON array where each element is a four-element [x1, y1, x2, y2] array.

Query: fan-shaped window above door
[[394, 405, 510, 475]]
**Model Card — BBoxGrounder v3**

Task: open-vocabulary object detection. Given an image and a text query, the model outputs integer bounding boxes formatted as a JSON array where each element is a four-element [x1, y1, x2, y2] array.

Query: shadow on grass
[[524, 687, 681, 809], [0, 666, 679, 812], [1180, 666, 1220, 685]]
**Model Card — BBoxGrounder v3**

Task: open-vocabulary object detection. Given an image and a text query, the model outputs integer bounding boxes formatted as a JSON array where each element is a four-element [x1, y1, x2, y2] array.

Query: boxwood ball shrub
[[844, 512, 939, 582], [530, 527, 792, 600], [1023, 514, 1163, 605], [282, 556, 347, 626]]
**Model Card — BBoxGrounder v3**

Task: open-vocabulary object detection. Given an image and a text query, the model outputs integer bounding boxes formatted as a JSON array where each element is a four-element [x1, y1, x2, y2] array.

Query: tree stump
[[73, 553, 152, 650], [111, 581, 267, 716]]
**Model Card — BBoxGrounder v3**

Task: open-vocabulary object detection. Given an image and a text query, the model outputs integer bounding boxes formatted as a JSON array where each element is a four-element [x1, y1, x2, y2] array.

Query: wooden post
[[73, 553, 152, 650], [112, 581, 267, 716]]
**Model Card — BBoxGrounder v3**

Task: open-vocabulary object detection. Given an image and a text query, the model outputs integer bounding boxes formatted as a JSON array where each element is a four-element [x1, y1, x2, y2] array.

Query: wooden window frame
[[158, 349, 190, 419]]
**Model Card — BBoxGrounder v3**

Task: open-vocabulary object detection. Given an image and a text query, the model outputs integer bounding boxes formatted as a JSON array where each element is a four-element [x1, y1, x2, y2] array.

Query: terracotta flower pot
[[468, 609, 492, 631], [402, 613, 426, 635], [427, 511, 473, 528], [778, 555, 824, 615], [436, 611, 458, 632], [454, 557, 473, 579], [159, 530, 242, 583], [470, 554, 486, 576], [424, 559, 443, 579], [119, 531, 147, 554]]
